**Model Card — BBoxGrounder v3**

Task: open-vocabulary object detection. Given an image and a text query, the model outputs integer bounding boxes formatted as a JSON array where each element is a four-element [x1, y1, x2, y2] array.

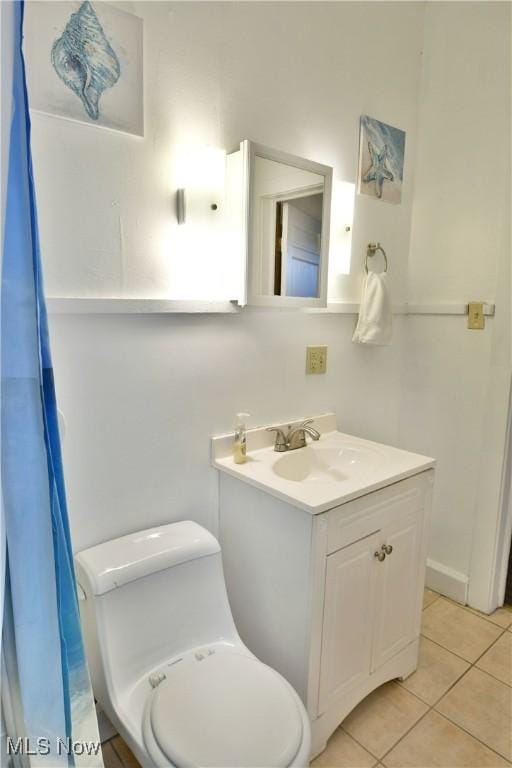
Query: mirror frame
[[243, 140, 333, 308]]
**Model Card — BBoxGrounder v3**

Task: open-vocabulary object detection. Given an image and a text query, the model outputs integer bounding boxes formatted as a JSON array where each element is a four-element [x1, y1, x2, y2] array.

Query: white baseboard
[[426, 558, 469, 604]]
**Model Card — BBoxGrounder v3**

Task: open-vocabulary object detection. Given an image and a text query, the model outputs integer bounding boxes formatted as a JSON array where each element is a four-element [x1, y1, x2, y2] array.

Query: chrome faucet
[[267, 420, 321, 452]]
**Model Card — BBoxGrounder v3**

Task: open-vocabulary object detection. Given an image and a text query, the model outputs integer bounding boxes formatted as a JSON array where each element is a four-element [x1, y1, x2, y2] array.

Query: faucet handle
[[266, 427, 288, 452], [298, 419, 321, 441]]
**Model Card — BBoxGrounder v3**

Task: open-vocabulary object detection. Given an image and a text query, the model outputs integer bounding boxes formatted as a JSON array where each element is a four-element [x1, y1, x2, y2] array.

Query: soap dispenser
[[233, 413, 250, 464]]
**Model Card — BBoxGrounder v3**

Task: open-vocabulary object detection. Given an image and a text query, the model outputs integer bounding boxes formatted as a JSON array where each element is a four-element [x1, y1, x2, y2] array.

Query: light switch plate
[[468, 302, 485, 330], [306, 346, 327, 374]]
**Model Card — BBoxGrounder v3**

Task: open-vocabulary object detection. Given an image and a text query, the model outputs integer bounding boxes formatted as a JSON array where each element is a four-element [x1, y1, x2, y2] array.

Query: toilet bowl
[[75, 521, 311, 767]]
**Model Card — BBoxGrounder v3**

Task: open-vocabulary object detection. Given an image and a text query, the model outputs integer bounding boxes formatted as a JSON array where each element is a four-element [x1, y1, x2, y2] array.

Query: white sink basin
[[272, 443, 383, 483], [212, 414, 435, 514]]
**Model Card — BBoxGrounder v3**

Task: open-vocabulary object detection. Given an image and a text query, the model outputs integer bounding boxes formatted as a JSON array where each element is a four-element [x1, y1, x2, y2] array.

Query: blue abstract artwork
[[52, 1, 120, 121], [358, 115, 406, 204]]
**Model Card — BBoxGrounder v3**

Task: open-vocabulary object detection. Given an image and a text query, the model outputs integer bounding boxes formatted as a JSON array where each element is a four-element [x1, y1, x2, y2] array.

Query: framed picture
[[24, 1, 143, 137], [357, 115, 405, 204]]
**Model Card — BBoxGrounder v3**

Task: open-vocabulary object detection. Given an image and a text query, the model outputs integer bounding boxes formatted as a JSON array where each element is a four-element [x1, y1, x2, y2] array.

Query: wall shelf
[[46, 298, 241, 315], [323, 302, 495, 316], [406, 303, 495, 316], [46, 297, 496, 317]]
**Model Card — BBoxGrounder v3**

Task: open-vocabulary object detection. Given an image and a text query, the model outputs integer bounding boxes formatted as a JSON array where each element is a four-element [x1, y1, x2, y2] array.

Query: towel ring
[[365, 242, 388, 274]]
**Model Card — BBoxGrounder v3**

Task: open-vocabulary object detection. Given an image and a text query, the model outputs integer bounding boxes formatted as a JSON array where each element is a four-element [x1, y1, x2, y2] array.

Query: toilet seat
[[146, 651, 304, 768]]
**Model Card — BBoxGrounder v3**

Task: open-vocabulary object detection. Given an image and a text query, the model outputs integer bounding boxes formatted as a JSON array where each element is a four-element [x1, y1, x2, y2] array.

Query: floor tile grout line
[[466, 615, 512, 631], [465, 624, 510, 687], [422, 592, 441, 611], [473, 625, 509, 658], [110, 737, 130, 768], [378, 676, 512, 768], [377, 700, 433, 764], [474, 661, 512, 689], [419, 628, 502, 666], [109, 738, 122, 766], [381, 628, 512, 764], [439, 595, 512, 631], [435, 657, 512, 695], [338, 614, 510, 762], [462, 603, 512, 631], [417, 630, 475, 663], [341, 680, 431, 763], [339, 725, 382, 763], [431, 708, 512, 764], [464, 611, 512, 629], [328, 593, 510, 766], [103, 737, 117, 748], [398, 654, 472, 708], [377, 609, 511, 764], [380, 707, 512, 768], [420, 598, 508, 663], [102, 739, 125, 768], [376, 662, 463, 765], [427, 654, 481, 708]]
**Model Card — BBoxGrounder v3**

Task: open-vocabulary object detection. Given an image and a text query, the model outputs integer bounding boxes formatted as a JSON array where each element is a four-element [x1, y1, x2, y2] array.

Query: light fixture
[[176, 188, 186, 225], [173, 146, 226, 225], [331, 181, 355, 275]]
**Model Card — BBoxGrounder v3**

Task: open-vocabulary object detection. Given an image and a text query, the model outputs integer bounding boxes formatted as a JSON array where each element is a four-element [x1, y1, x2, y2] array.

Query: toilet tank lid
[[75, 521, 220, 596]]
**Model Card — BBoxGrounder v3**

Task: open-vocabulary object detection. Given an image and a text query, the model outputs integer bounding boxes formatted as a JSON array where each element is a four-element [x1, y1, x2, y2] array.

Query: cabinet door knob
[[374, 550, 386, 562], [382, 544, 393, 555]]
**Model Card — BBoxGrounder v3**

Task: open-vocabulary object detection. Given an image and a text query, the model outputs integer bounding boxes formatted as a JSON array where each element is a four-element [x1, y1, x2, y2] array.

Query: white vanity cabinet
[[218, 465, 434, 757]]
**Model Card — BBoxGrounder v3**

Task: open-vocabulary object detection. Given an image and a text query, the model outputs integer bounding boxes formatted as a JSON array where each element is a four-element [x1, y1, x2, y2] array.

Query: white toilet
[[75, 521, 311, 768]]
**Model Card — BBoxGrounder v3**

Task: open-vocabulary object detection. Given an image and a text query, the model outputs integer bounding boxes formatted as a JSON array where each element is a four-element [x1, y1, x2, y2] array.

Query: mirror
[[246, 142, 333, 307]]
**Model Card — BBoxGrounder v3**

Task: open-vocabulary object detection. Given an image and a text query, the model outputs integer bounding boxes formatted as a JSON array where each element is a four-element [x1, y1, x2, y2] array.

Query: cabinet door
[[371, 506, 424, 671], [318, 531, 380, 714]]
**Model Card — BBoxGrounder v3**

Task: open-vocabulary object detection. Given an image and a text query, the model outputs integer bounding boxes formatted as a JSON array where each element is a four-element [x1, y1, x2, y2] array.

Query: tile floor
[[313, 592, 512, 768], [102, 736, 139, 768], [103, 591, 512, 768]]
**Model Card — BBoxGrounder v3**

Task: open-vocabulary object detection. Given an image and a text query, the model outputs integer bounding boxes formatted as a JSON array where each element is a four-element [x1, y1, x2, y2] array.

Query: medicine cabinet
[[227, 141, 333, 308]]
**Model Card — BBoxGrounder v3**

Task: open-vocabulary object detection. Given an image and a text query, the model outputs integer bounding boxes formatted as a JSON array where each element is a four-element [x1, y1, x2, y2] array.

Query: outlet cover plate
[[468, 302, 485, 330], [306, 345, 327, 374]]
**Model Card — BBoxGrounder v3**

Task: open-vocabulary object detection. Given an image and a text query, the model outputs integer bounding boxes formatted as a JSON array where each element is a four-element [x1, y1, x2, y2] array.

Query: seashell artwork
[[23, 1, 143, 136], [51, 1, 121, 121]]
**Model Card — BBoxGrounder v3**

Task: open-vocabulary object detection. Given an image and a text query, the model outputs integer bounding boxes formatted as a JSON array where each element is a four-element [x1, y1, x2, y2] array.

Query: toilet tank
[[75, 521, 240, 701]]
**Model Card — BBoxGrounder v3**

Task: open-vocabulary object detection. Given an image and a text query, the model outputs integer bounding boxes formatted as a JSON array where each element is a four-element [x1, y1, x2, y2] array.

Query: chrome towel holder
[[365, 242, 388, 274]]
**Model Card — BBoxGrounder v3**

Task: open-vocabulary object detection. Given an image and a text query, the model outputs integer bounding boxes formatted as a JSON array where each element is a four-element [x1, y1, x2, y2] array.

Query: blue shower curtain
[[1, 2, 101, 765]]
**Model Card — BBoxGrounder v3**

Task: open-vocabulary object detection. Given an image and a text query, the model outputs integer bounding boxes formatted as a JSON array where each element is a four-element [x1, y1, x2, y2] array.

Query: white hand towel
[[352, 271, 392, 345]]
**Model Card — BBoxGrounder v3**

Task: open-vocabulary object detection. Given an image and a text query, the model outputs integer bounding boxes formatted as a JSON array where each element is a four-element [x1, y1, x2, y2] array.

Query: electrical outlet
[[468, 302, 485, 330], [306, 346, 327, 374]]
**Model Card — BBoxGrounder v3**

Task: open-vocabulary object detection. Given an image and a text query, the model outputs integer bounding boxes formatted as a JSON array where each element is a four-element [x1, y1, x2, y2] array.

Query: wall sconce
[[330, 181, 355, 275], [173, 145, 226, 225], [175, 188, 220, 225], [176, 188, 186, 225]]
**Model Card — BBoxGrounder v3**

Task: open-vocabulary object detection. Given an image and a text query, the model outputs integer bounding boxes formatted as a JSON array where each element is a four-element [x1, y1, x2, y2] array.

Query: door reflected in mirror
[[275, 192, 323, 298], [247, 145, 332, 307]]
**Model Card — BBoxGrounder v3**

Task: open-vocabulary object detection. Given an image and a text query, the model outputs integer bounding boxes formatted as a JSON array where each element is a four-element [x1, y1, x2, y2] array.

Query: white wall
[[50, 311, 405, 550], [25, 1, 425, 551], [401, 2, 511, 607], [27, 1, 423, 305], [26, 2, 511, 611]]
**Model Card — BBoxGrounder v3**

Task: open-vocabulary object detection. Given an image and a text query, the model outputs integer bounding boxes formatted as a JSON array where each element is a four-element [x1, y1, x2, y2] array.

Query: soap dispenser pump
[[233, 412, 250, 464]]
